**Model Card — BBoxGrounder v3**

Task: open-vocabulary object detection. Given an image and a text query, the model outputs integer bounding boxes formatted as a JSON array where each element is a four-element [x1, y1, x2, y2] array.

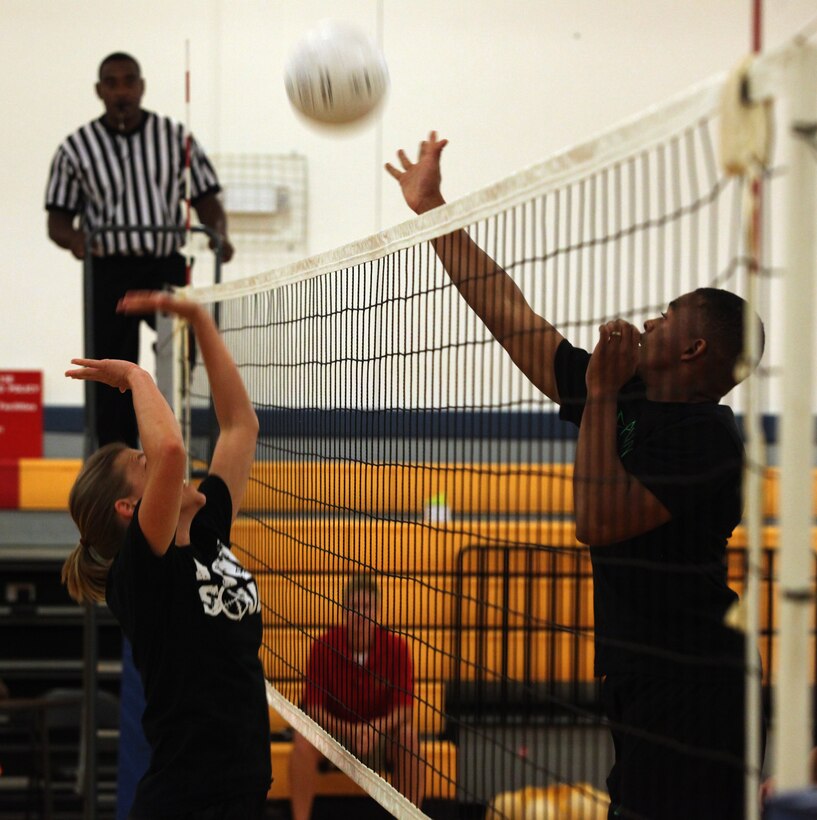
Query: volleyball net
[[169, 39, 817, 819]]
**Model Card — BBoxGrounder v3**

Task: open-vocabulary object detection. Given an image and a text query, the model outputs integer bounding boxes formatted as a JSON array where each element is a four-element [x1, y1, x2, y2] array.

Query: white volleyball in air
[[284, 20, 389, 125]]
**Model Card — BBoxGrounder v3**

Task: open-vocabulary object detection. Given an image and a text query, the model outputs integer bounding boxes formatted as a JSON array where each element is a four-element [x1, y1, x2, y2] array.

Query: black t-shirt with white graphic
[[107, 475, 271, 816], [554, 340, 745, 678]]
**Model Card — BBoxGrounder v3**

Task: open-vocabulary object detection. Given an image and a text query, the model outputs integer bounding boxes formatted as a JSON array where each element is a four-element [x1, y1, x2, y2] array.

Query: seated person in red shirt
[[289, 573, 425, 819]]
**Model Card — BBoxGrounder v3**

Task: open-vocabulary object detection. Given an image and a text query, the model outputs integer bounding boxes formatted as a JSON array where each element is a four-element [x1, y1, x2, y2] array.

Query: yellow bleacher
[[14, 456, 811, 804], [13, 457, 817, 524]]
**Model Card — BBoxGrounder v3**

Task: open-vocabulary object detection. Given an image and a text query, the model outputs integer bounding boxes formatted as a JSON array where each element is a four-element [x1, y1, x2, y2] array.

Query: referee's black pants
[[89, 254, 186, 448]]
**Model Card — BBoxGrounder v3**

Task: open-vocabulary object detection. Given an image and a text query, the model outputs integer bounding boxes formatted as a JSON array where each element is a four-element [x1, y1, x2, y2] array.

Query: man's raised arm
[[385, 132, 565, 404]]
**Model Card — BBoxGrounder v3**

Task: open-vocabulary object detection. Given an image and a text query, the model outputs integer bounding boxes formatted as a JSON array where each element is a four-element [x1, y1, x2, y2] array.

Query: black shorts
[[602, 673, 765, 820]]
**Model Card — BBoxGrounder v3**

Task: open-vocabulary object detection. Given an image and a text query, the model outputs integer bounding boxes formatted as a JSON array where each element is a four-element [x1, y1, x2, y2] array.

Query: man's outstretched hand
[[385, 131, 448, 215]]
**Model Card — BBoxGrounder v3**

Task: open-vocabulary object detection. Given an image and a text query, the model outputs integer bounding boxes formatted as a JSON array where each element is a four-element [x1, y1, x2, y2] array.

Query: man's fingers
[[388, 134, 446, 177], [426, 131, 448, 152], [384, 148, 413, 175], [597, 320, 640, 349], [599, 321, 619, 339], [599, 319, 638, 335]]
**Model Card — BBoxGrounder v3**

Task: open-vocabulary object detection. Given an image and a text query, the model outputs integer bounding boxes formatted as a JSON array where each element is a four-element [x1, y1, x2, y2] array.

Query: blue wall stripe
[[44, 406, 782, 443]]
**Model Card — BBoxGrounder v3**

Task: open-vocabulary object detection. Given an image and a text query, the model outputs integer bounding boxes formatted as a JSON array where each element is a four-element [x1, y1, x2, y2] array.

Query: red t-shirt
[[304, 625, 413, 723]]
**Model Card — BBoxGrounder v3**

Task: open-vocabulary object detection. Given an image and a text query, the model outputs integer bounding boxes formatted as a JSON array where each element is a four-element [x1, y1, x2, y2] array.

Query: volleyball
[[284, 20, 389, 126]]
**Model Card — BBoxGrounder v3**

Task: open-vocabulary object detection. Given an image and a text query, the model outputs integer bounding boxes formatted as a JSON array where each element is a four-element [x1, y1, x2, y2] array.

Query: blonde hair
[[62, 443, 131, 605]]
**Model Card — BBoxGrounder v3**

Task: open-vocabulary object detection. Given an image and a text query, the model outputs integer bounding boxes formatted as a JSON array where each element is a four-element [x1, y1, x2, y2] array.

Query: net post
[[775, 41, 817, 792], [741, 202, 765, 820], [81, 237, 98, 820], [721, 49, 771, 818]]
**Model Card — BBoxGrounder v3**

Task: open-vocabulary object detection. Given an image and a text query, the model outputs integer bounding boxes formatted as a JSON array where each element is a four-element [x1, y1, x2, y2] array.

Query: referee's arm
[[47, 209, 86, 260], [193, 192, 234, 263], [45, 147, 86, 259]]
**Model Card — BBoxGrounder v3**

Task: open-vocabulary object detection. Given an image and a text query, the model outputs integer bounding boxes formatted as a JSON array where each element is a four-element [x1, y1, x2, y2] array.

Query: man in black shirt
[[45, 52, 233, 447], [386, 132, 765, 819]]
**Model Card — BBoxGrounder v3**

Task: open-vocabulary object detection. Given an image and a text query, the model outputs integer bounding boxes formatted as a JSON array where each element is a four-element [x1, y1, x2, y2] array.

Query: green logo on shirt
[[618, 411, 636, 458]]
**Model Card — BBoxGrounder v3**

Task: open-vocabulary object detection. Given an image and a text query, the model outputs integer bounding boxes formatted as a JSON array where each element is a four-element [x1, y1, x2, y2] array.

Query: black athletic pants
[[89, 254, 186, 448], [603, 673, 766, 820]]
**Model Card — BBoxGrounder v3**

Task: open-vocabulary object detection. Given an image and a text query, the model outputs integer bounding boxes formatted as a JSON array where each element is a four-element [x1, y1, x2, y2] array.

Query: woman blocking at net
[[61, 291, 271, 820]]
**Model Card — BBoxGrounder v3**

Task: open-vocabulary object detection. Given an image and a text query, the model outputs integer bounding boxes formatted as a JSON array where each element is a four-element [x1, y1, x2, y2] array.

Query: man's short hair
[[98, 52, 141, 79], [342, 573, 380, 604], [693, 287, 765, 390]]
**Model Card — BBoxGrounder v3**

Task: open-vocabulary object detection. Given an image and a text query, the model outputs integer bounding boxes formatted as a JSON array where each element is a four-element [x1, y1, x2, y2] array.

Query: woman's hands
[[117, 290, 204, 323], [65, 358, 143, 393], [67, 293, 205, 391]]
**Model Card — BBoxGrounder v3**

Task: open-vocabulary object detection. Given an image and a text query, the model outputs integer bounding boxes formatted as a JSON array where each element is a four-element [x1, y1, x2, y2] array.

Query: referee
[[45, 51, 233, 448]]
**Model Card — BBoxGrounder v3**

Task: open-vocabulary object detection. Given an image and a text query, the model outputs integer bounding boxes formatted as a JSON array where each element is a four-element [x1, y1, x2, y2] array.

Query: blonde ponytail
[[61, 540, 110, 604], [62, 442, 131, 605]]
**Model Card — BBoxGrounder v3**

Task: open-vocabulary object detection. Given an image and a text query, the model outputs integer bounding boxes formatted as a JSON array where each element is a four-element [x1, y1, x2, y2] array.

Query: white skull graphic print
[[194, 541, 260, 621]]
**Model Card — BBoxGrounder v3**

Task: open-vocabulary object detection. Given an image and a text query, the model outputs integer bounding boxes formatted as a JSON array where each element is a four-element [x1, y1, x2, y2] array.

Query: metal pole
[[775, 41, 817, 792], [741, 201, 764, 820], [82, 248, 99, 457], [743, 7, 763, 816], [741, 239, 764, 820], [81, 241, 98, 820]]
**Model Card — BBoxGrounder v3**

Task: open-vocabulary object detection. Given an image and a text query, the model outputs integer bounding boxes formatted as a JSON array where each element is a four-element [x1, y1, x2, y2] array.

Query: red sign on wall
[[0, 371, 43, 458]]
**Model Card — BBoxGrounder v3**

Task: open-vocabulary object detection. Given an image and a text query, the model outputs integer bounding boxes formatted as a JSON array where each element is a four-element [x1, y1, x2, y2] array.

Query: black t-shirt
[[107, 475, 271, 816], [554, 340, 745, 678]]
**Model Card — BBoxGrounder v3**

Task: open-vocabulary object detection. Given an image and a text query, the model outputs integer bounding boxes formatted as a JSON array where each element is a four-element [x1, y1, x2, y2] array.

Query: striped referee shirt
[[45, 110, 221, 257]]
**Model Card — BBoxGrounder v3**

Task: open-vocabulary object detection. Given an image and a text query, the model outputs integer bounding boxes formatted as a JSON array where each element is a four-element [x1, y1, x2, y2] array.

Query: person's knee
[[390, 726, 423, 772], [291, 731, 321, 768], [389, 727, 424, 804], [395, 723, 421, 753]]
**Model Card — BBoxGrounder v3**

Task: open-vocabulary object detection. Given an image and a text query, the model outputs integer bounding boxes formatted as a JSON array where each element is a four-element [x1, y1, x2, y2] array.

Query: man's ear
[[681, 337, 707, 362], [95, 81, 103, 101], [114, 498, 136, 522]]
